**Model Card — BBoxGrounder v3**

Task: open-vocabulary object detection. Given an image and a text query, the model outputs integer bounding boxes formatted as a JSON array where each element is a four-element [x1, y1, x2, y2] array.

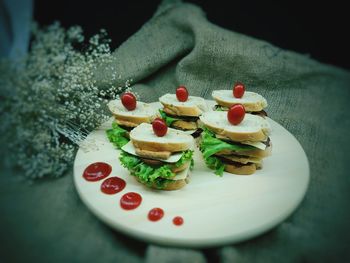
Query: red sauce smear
[[148, 208, 164, 222], [173, 216, 184, 226], [83, 162, 112, 181], [120, 192, 142, 210], [101, 177, 126, 194]]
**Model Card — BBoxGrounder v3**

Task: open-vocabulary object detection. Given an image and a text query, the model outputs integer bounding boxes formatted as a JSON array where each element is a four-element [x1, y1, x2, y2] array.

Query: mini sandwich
[[159, 86, 208, 138], [212, 82, 268, 117], [119, 121, 194, 190], [106, 92, 158, 148], [199, 104, 271, 175]]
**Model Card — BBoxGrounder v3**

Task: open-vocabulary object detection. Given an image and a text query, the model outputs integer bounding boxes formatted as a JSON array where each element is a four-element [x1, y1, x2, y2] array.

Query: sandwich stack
[[199, 103, 271, 176], [159, 86, 208, 137], [212, 82, 268, 117], [119, 121, 194, 190], [107, 92, 158, 148]]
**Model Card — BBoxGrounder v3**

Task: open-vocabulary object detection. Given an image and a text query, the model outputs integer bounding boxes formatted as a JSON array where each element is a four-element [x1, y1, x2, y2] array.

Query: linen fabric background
[[1, 0, 350, 262]]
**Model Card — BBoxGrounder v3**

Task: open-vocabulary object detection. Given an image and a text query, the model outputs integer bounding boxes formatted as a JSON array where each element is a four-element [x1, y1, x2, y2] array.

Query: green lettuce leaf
[[159, 109, 181, 126], [199, 128, 255, 176], [175, 150, 194, 168], [106, 122, 129, 149], [119, 150, 193, 189], [205, 155, 225, 176], [119, 150, 140, 168]]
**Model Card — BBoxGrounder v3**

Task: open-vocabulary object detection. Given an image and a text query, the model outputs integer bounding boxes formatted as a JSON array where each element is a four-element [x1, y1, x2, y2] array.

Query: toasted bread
[[135, 147, 171, 160], [134, 164, 190, 190], [108, 99, 158, 126], [130, 123, 194, 153], [115, 119, 139, 128], [170, 162, 190, 173], [136, 177, 188, 191], [159, 93, 208, 117], [200, 111, 270, 142], [224, 162, 259, 175], [172, 120, 198, 130], [212, 90, 267, 112]]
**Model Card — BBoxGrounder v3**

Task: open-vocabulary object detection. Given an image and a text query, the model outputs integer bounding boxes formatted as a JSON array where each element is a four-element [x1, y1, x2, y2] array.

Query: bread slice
[[115, 119, 139, 128], [159, 93, 208, 117], [136, 176, 188, 191], [171, 162, 190, 173], [134, 164, 190, 190], [129, 123, 194, 152], [135, 148, 171, 160], [224, 162, 259, 175], [122, 140, 185, 162], [216, 145, 272, 158], [108, 99, 158, 126], [172, 120, 198, 130], [212, 90, 267, 112], [200, 111, 270, 142]]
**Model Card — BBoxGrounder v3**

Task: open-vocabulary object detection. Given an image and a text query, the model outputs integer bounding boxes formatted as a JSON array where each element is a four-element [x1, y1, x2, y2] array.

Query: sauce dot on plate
[[101, 177, 126, 194], [148, 208, 164, 222], [83, 162, 112, 182], [173, 216, 184, 226], [120, 192, 142, 210]]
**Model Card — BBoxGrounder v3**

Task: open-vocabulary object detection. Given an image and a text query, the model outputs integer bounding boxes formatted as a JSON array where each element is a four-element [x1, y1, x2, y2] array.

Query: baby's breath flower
[[0, 22, 134, 179]]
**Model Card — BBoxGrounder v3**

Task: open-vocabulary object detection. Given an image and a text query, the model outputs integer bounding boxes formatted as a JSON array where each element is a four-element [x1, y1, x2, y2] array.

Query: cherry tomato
[[227, 104, 245, 125], [152, 118, 168, 137], [121, 92, 136, 110], [233, 82, 245, 98], [176, 86, 189, 102]]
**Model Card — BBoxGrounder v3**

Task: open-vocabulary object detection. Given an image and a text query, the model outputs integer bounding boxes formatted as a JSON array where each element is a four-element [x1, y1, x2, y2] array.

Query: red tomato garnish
[[152, 118, 168, 137], [121, 92, 136, 110], [227, 104, 245, 125], [176, 86, 189, 102], [233, 82, 245, 98]]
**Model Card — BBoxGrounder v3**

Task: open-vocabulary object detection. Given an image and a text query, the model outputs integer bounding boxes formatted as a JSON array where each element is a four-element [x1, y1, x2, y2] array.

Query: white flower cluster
[[0, 22, 133, 179]]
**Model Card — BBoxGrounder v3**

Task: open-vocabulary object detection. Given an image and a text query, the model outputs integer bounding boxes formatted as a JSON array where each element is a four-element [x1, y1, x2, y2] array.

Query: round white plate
[[73, 103, 309, 248]]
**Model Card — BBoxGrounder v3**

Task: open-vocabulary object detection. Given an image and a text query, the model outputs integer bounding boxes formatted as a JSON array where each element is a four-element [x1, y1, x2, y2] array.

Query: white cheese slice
[[241, 141, 267, 150], [121, 141, 183, 163], [168, 166, 190, 181]]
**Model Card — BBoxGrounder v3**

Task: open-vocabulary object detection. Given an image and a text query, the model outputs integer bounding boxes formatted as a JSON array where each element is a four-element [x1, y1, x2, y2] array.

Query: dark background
[[34, 0, 350, 70]]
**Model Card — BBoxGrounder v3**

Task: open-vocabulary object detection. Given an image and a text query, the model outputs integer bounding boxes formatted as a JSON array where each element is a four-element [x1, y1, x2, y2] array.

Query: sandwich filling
[[214, 105, 268, 117], [211, 90, 268, 112], [199, 128, 271, 176], [119, 145, 194, 190], [106, 100, 158, 148], [159, 109, 202, 137], [158, 93, 208, 137], [106, 122, 129, 149]]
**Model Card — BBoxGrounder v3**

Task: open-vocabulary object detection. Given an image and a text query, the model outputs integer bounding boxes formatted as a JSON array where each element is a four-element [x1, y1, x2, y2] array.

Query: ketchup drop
[[148, 208, 164, 222], [83, 162, 112, 182], [120, 192, 142, 210], [173, 216, 184, 226], [101, 177, 126, 194]]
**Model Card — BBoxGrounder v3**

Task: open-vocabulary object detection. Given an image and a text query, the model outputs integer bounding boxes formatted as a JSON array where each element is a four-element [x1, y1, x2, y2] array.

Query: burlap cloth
[[1, 0, 350, 262]]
